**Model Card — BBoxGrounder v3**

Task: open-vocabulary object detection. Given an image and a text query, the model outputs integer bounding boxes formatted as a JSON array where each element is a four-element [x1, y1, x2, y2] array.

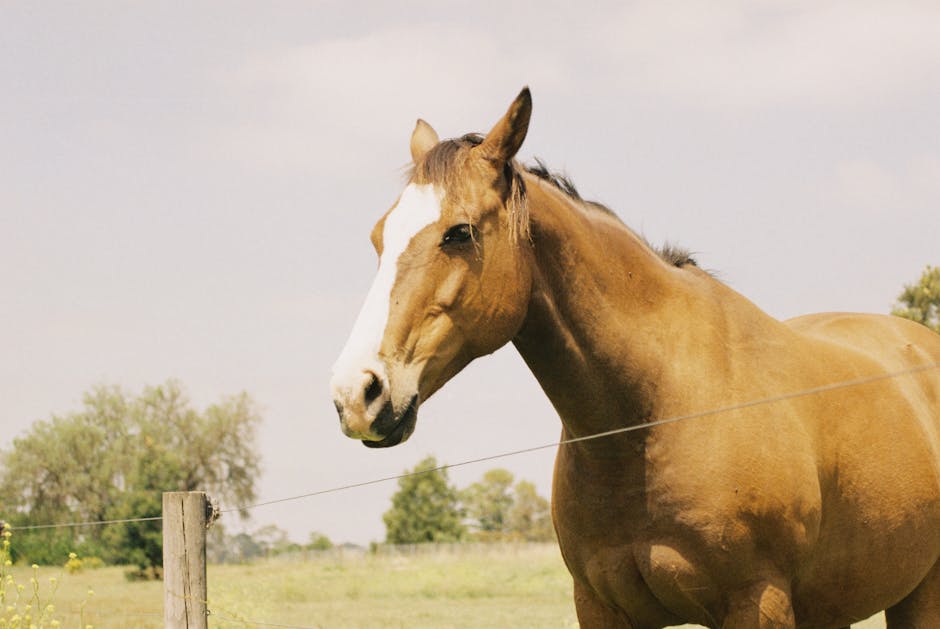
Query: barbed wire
[[65, 609, 164, 620], [209, 611, 322, 629], [220, 360, 940, 514], [10, 515, 163, 531], [8, 360, 940, 532], [48, 590, 321, 628], [166, 589, 323, 629]]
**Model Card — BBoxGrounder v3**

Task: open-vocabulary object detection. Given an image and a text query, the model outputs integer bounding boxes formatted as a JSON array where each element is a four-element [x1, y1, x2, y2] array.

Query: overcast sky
[[2, 1, 939, 546]]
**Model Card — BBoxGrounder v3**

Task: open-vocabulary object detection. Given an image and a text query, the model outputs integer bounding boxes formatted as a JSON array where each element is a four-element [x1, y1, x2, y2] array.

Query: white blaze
[[330, 184, 443, 399]]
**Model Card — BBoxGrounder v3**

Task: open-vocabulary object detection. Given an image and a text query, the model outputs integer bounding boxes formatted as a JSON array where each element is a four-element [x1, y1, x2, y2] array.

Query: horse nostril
[[334, 400, 344, 420], [364, 372, 383, 405]]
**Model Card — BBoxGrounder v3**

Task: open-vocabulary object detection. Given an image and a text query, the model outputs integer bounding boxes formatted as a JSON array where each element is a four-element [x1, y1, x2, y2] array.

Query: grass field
[[3, 544, 886, 628]]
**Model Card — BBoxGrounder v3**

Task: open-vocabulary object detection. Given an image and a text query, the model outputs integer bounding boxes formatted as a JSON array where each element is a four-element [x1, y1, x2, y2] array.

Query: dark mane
[[524, 159, 698, 269], [650, 241, 699, 269], [525, 158, 582, 200], [410, 134, 697, 268]]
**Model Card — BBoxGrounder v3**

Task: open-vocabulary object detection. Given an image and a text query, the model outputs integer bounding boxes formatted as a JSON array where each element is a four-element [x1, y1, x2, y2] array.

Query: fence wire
[[220, 360, 940, 513], [209, 612, 321, 629], [8, 360, 940, 533], [10, 515, 163, 532]]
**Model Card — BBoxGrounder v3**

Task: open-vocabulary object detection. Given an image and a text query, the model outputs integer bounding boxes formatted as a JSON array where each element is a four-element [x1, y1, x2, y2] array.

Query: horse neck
[[512, 179, 761, 445]]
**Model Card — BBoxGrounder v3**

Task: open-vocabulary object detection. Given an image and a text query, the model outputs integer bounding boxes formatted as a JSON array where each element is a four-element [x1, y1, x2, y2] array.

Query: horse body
[[330, 88, 940, 627], [518, 174, 940, 626]]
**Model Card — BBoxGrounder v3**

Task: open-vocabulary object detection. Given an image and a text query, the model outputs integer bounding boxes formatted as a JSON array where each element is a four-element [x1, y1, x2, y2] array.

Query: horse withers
[[329, 88, 940, 628]]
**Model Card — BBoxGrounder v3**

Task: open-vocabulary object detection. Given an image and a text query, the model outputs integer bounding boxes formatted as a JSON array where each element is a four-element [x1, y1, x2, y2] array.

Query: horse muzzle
[[330, 368, 419, 447]]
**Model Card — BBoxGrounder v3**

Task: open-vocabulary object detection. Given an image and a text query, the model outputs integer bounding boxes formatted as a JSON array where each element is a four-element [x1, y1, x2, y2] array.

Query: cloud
[[595, 1, 940, 109], [206, 23, 568, 176], [834, 154, 940, 214], [199, 1, 940, 181], [834, 159, 898, 212]]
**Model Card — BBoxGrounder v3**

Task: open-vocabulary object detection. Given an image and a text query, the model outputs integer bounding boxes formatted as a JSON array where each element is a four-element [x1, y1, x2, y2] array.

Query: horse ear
[[410, 119, 439, 163], [479, 87, 532, 164]]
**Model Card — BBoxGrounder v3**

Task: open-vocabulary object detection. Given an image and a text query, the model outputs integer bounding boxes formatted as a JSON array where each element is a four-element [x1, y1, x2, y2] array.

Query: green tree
[[307, 531, 333, 551], [206, 521, 232, 564], [383, 456, 465, 544], [253, 524, 293, 557], [101, 427, 186, 576], [0, 381, 262, 570], [892, 265, 940, 332], [461, 468, 514, 540], [506, 481, 554, 542], [230, 532, 264, 562], [458, 469, 554, 543]]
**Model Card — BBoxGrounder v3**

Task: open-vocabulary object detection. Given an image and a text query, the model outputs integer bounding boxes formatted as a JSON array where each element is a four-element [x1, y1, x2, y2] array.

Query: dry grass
[[2, 563, 162, 628], [5, 545, 887, 628], [207, 544, 577, 629]]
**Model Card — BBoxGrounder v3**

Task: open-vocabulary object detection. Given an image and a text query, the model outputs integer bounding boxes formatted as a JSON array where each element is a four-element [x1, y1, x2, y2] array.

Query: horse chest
[[552, 451, 697, 623], [553, 483, 719, 626], [552, 441, 817, 624]]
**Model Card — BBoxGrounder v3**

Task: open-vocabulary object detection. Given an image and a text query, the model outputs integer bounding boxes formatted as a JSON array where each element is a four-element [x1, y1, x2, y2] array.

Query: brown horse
[[330, 88, 940, 628]]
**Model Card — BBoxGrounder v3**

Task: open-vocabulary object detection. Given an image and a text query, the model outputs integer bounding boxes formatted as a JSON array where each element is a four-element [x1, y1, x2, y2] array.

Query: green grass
[[207, 544, 578, 629], [4, 545, 887, 628]]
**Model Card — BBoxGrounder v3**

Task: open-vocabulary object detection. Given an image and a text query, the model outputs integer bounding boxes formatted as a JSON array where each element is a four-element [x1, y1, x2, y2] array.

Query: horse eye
[[441, 224, 474, 246]]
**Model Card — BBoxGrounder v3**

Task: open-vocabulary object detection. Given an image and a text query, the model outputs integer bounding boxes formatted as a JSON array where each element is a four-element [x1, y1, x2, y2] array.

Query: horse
[[329, 87, 940, 628]]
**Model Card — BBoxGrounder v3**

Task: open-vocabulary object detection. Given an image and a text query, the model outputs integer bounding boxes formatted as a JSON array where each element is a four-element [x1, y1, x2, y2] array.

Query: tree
[[206, 521, 232, 564], [208, 525, 327, 564], [0, 381, 262, 570], [892, 265, 940, 333], [206, 525, 268, 564], [461, 468, 515, 540], [458, 469, 555, 543], [230, 532, 264, 562], [307, 531, 333, 551], [383, 456, 465, 544], [253, 524, 293, 557], [506, 480, 555, 542]]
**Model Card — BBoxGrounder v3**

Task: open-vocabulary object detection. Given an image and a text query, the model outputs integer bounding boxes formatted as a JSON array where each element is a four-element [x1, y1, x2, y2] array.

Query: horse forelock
[[408, 134, 531, 244]]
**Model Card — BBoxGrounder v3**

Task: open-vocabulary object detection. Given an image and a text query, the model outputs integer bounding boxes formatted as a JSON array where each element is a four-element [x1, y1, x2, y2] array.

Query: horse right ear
[[479, 87, 532, 164], [410, 119, 439, 163]]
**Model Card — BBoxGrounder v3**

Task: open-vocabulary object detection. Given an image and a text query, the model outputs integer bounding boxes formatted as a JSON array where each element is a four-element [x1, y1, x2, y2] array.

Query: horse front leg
[[574, 580, 636, 628], [721, 578, 796, 629], [886, 559, 940, 628]]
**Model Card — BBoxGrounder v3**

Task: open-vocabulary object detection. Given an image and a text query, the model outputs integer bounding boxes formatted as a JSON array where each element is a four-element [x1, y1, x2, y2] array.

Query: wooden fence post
[[163, 491, 209, 629]]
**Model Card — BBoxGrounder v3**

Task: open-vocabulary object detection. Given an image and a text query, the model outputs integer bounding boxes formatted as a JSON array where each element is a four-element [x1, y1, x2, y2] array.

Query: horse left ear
[[479, 87, 532, 164], [410, 119, 439, 163]]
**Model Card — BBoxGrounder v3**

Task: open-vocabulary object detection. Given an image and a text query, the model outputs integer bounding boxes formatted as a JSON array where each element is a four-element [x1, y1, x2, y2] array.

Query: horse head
[[330, 88, 534, 447]]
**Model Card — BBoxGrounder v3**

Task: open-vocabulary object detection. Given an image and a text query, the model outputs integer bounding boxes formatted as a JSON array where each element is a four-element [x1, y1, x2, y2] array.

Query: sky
[[2, 1, 939, 546]]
